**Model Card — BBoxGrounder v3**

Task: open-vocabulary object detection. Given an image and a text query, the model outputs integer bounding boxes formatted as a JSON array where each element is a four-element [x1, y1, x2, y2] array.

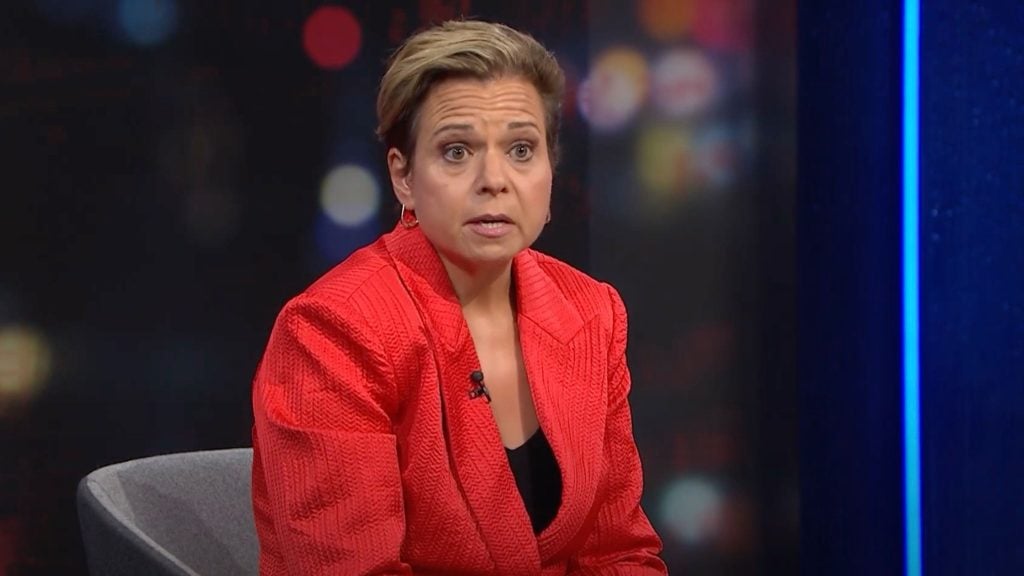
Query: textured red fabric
[[252, 225, 667, 575]]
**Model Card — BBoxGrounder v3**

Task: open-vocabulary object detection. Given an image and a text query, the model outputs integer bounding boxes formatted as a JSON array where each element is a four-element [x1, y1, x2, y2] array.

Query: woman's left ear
[[387, 148, 414, 208]]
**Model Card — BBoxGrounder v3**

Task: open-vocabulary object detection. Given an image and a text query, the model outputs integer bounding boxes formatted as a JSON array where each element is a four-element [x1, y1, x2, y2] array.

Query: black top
[[505, 427, 562, 534]]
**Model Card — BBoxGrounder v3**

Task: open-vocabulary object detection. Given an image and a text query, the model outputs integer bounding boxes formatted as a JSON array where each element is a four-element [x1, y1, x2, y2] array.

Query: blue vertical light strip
[[903, 1, 922, 576]]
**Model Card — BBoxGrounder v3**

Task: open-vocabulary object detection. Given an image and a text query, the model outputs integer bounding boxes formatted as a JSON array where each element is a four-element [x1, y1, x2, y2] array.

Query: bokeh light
[[117, 0, 179, 47], [638, 0, 694, 41], [693, 0, 753, 53], [319, 164, 380, 227], [659, 475, 725, 546], [578, 47, 649, 133], [636, 124, 693, 199], [651, 49, 720, 119], [303, 6, 363, 70], [0, 325, 53, 416], [693, 125, 739, 189]]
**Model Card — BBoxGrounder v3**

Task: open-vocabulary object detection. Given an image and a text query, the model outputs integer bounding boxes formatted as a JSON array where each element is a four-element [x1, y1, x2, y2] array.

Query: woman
[[251, 20, 667, 575]]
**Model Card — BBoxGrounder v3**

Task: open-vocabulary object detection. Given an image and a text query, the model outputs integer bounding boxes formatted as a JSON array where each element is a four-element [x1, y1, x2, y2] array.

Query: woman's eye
[[443, 145, 468, 161], [510, 143, 534, 161]]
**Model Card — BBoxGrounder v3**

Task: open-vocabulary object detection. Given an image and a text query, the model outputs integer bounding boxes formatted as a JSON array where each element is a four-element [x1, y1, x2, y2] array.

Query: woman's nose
[[477, 147, 509, 195]]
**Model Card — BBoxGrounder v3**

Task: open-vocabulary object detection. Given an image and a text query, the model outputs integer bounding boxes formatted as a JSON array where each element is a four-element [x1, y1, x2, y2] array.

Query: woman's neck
[[440, 256, 515, 315]]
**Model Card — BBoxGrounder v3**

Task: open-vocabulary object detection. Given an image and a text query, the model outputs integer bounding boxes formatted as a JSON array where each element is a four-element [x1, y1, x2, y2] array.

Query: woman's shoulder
[[284, 238, 408, 325]]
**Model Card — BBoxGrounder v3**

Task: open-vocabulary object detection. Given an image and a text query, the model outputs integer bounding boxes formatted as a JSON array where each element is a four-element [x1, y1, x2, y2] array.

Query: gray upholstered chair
[[77, 448, 258, 576]]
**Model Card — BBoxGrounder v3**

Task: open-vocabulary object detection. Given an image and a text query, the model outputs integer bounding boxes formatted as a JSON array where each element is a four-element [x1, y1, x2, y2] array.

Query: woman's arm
[[252, 295, 412, 576], [566, 286, 668, 575]]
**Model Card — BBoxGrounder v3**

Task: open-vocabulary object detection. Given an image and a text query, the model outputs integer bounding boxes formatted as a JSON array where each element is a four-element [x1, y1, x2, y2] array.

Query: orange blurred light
[[638, 0, 695, 42], [0, 325, 52, 416]]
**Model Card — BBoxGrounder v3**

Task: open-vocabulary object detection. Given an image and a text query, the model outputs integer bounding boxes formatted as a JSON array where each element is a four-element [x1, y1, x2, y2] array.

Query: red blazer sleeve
[[252, 295, 412, 575], [567, 286, 668, 575]]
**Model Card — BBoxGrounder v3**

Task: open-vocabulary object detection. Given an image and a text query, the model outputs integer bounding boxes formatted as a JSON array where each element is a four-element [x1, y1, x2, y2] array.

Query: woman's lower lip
[[467, 221, 512, 238]]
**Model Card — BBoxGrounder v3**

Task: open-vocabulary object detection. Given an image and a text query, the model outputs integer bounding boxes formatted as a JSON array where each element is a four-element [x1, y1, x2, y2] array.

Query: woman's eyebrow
[[431, 123, 475, 137], [507, 121, 541, 131], [431, 120, 540, 138]]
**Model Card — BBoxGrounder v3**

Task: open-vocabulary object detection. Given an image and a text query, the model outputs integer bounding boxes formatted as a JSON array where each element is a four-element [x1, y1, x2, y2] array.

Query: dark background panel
[[797, 2, 904, 575], [921, 2, 1024, 575]]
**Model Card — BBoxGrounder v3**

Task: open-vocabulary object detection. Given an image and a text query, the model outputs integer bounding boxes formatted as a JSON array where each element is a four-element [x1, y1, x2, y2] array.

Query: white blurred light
[[578, 47, 649, 133], [0, 325, 52, 414], [319, 164, 380, 227], [651, 49, 719, 119], [117, 0, 179, 47], [659, 475, 724, 546]]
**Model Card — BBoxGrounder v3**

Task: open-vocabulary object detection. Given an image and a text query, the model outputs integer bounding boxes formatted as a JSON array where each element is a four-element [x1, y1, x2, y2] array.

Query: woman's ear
[[387, 148, 414, 209]]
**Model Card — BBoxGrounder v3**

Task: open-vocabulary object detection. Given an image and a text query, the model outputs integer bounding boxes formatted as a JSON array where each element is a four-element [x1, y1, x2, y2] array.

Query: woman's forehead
[[418, 77, 546, 130]]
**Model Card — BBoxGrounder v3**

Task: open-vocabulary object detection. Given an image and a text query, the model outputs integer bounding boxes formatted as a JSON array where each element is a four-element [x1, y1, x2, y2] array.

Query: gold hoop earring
[[400, 205, 419, 229]]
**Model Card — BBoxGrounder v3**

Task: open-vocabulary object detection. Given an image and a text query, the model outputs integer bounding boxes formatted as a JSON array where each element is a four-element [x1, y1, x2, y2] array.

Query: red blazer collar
[[382, 225, 585, 348]]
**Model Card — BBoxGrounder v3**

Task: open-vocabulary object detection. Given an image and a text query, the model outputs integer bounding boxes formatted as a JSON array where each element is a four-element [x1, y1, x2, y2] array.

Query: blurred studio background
[[3, 0, 797, 574]]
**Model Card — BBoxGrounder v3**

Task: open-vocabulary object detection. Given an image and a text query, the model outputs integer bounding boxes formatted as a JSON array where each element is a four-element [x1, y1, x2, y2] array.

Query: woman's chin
[[440, 244, 522, 274]]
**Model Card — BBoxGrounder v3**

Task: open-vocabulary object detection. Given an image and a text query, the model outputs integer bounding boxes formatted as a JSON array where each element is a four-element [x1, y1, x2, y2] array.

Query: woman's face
[[389, 75, 553, 273]]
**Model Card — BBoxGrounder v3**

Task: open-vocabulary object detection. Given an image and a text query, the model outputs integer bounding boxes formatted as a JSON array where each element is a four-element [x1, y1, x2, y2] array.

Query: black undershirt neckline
[[505, 427, 562, 534]]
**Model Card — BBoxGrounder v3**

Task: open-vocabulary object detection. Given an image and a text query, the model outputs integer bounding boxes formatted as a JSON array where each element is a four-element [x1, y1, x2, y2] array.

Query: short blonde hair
[[376, 20, 566, 170]]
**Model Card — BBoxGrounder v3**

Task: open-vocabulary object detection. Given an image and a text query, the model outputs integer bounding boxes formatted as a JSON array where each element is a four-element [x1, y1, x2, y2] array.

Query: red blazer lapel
[[513, 252, 606, 562], [384, 227, 540, 573]]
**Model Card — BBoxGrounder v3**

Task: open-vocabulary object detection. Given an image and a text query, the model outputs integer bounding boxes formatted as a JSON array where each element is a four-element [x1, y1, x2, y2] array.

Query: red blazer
[[251, 225, 666, 575]]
